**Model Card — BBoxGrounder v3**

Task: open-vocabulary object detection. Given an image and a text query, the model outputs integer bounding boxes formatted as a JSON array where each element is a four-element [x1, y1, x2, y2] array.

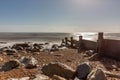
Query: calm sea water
[[0, 32, 72, 43], [0, 32, 120, 43]]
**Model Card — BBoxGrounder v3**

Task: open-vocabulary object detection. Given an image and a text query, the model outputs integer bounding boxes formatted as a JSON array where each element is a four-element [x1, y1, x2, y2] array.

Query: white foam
[[72, 32, 97, 41]]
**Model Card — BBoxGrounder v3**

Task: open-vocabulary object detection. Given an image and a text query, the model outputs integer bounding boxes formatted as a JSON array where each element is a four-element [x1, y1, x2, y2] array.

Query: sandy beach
[[0, 45, 119, 80]]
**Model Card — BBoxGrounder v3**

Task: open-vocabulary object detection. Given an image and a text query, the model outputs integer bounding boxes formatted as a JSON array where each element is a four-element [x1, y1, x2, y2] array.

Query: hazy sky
[[0, 0, 120, 32]]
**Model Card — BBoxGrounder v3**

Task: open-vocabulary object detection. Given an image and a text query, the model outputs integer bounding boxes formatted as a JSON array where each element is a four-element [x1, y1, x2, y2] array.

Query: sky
[[0, 0, 120, 32]]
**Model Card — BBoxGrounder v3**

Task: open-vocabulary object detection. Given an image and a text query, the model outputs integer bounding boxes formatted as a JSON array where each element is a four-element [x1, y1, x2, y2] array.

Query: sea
[[0, 32, 120, 48]]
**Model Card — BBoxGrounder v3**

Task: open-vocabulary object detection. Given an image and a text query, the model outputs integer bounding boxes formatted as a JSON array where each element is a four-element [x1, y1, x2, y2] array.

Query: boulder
[[76, 62, 91, 79], [7, 77, 30, 80], [41, 62, 75, 79], [4, 49, 17, 55], [33, 74, 50, 80], [12, 43, 30, 50], [2, 59, 20, 71], [87, 69, 107, 80], [20, 56, 38, 69], [51, 44, 59, 52]]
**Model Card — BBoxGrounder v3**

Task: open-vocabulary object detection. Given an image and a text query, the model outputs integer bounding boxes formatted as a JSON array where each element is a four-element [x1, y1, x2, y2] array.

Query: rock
[[52, 75, 66, 80], [85, 50, 94, 56], [4, 49, 17, 55], [51, 44, 59, 52], [83, 53, 89, 57], [2, 59, 20, 71], [33, 74, 50, 80], [15, 46, 24, 51], [0, 47, 9, 51], [0, 57, 3, 62], [112, 65, 117, 69], [25, 47, 32, 52], [66, 59, 72, 62], [40, 43, 52, 52], [33, 52, 40, 55], [87, 69, 107, 80], [76, 62, 91, 79], [74, 77, 81, 80], [60, 43, 66, 47], [12, 43, 30, 50], [45, 43, 49, 45], [20, 56, 38, 69], [59, 47, 67, 50], [41, 62, 75, 79], [31, 46, 40, 52], [7, 77, 30, 80], [33, 43, 43, 49]]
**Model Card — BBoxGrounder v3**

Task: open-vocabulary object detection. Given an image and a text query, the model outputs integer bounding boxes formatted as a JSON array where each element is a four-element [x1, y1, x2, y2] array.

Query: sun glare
[[72, 0, 99, 8]]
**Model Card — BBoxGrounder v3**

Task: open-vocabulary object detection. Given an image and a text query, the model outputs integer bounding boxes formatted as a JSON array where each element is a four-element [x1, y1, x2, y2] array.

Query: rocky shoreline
[[0, 42, 120, 80]]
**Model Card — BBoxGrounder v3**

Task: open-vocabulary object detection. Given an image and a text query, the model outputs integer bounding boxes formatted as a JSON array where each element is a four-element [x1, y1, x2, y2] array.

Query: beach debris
[[87, 69, 107, 80], [75, 62, 91, 79], [20, 56, 38, 69], [41, 62, 75, 79], [52, 75, 66, 80], [33, 74, 50, 80], [2, 59, 20, 71], [7, 77, 30, 80]]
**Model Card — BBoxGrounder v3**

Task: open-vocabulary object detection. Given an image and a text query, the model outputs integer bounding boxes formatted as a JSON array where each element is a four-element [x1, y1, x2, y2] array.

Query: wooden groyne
[[62, 32, 120, 60]]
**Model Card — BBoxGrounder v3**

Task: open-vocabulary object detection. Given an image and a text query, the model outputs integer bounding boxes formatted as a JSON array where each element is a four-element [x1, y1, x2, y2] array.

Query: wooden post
[[65, 37, 68, 46], [97, 32, 104, 56], [70, 37, 74, 48], [78, 36, 83, 53], [62, 39, 65, 43]]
